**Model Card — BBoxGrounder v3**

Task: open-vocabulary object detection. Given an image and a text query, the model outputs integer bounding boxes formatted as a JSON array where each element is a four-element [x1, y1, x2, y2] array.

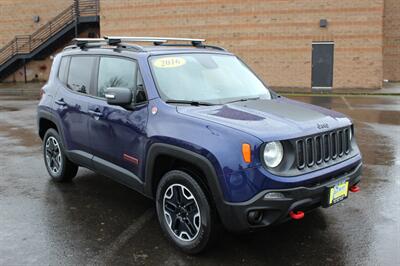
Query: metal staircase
[[0, 0, 99, 81]]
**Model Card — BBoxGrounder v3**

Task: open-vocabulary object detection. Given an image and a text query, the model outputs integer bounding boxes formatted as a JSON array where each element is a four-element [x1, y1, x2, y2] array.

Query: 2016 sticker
[[153, 57, 186, 68]]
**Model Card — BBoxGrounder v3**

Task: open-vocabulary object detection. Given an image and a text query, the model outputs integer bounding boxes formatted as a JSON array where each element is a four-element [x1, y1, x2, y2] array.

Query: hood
[[176, 97, 352, 141]]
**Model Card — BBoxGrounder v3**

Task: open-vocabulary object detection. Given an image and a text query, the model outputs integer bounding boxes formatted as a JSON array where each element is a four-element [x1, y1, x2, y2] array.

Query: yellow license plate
[[328, 180, 349, 205]]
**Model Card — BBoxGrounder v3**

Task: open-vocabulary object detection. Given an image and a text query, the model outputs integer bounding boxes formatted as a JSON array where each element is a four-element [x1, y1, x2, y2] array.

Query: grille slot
[[306, 138, 314, 166], [344, 128, 350, 153], [315, 136, 323, 164], [323, 134, 330, 161], [296, 140, 305, 169], [331, 132, 337, 159], [295, 127, 352, 170], [338, 130, 344, 156]]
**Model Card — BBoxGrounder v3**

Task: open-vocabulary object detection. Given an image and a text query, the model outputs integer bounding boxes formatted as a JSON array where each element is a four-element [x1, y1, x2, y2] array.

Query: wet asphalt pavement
[[0, 95, 399, 265]]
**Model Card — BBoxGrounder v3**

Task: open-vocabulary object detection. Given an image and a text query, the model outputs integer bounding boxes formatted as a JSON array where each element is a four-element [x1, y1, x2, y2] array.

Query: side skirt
[[66, 150, 147, 197]]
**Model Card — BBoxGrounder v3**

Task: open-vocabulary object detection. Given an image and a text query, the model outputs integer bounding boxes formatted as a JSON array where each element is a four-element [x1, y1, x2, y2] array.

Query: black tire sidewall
[[43, 128, 68, 181], [156, 170, 213, 254]]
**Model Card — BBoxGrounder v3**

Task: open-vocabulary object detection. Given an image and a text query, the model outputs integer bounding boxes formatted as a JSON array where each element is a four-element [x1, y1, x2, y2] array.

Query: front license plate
[[326, 180, 349, 206]]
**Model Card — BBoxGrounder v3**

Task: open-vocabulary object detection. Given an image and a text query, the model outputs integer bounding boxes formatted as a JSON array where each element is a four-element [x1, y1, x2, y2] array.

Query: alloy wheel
[[163, 184, 201, 241], [45, 136, 62, 175]]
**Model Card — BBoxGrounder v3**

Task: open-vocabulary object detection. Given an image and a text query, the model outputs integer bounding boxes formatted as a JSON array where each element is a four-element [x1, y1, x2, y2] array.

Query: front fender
[[144, 99, 264, 202], [144, 143, 224, 201]]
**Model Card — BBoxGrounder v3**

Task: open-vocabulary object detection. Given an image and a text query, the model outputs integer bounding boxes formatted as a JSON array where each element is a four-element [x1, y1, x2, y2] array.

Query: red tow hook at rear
[[289, 211, 304, 220], [350, 185, 360, 193]]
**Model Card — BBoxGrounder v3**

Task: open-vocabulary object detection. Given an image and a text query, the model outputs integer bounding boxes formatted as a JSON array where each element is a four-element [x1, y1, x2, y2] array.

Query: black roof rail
[[74, 38, 108, 46], [153, 43, 227, 52], [202, 45, 227, 52], [115, 43, 145, 52], [63, 44, 79, 51]]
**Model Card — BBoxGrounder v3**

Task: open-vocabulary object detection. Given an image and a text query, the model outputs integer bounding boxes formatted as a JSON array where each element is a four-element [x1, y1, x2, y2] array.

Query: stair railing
[[0, 0, 98, 66]]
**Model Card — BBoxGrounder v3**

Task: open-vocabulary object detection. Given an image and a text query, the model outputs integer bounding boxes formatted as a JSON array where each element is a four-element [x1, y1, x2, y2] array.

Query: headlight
[[263, 141, 284, 168]]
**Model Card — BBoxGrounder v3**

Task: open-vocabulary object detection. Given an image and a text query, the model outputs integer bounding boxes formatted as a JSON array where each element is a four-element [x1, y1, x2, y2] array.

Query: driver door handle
[[88, 110, 103, 117]]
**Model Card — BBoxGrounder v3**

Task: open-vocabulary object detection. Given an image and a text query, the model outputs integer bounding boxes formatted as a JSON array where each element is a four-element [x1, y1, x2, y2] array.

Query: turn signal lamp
[[242, 143, 251, 163]]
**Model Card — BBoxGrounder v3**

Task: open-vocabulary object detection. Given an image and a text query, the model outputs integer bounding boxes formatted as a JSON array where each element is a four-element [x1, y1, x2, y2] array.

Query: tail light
[[40, 87, 45, 99]]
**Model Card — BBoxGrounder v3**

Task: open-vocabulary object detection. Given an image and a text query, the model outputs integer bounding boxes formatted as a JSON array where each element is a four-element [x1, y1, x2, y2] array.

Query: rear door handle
[[55, 98, 66, 106], [88, 110, 103, 117]]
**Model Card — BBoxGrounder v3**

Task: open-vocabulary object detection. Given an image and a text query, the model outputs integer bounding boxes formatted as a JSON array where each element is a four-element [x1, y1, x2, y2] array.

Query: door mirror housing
[[105, 87, 132, 106]]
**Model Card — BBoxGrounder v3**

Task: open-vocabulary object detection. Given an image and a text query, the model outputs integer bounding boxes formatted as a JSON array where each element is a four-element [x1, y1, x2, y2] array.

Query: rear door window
[[67, 56, 96, 94]]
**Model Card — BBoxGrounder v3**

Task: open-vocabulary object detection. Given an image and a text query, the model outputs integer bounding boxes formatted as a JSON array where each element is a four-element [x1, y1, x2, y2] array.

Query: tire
[[43, 128, 78, 182], [156, 170, 217, 254]]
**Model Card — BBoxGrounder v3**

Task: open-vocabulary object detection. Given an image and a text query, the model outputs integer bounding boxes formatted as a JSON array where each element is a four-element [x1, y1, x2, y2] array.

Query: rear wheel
[[43, 128, 78, 182], [156, 170, 216, 254]]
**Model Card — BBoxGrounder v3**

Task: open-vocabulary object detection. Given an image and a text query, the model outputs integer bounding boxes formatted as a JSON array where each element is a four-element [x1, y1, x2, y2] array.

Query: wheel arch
[[39, 118, 58, 139], [144, 143, 226, 209], [37, 109, 64, 143]]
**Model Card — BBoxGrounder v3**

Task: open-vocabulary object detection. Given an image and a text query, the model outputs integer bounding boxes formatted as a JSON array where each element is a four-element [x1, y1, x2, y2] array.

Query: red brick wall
[[0, 0, 71, 46], [384, 0, 400, 81], [0, 0, 72, 82], [100, 0, 385, 90]]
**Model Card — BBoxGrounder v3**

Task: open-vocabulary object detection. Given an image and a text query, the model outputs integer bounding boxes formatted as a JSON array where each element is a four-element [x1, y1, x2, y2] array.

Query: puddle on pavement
[[0, 123, 41, 147], [289, 96, 400, 125]]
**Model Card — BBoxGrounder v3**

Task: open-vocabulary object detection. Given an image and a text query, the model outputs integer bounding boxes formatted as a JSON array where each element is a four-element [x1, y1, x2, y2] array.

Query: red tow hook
[[350, 185, 360, 193], [289, 211, 305, 220]]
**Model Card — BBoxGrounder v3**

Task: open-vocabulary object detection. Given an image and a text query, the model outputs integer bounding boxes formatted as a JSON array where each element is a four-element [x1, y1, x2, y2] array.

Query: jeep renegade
[[37, 37, 362, 254]]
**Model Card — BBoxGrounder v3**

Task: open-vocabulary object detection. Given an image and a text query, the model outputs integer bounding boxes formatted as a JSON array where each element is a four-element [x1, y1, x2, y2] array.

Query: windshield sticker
[[153, 57, 186, 68]]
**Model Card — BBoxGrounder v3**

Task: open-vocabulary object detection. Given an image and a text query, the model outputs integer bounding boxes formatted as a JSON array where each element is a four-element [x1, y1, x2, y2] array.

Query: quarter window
[[97, 57, 138, 98], [58, 56, 69, 83], [67, 56, 96, 94]]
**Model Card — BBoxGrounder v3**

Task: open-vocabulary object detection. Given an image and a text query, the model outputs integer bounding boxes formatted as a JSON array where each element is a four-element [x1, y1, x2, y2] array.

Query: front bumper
[[218, 161, 362, 232]]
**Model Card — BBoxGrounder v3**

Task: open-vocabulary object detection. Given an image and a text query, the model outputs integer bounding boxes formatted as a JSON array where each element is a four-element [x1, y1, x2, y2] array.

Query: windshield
[[149, 53, 271, 104]]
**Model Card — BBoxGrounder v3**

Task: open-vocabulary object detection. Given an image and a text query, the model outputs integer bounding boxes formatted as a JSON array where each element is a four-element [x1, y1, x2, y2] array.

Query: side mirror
[[105, 87, 132, 106]]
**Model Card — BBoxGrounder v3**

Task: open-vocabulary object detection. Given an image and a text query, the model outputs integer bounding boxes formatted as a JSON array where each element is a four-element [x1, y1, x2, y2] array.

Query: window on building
[[97, 57, 138, 98], [67, 56, 96, 94]]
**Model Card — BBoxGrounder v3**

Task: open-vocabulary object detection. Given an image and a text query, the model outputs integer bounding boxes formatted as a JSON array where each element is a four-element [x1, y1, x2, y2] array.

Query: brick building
[[0, 0, 399, 91]]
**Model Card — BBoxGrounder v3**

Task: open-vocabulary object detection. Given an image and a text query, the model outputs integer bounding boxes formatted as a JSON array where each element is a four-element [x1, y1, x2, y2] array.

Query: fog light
[[248, 210, 263, 225], [264, 192, 285, 199]]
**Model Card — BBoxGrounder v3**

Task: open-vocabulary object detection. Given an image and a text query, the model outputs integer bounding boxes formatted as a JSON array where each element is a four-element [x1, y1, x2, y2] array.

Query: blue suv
[[37, 37, 362, 254]]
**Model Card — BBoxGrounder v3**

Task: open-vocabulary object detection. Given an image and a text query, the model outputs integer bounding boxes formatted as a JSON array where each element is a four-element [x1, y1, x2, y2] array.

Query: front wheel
[[156, 170, 217, 254]]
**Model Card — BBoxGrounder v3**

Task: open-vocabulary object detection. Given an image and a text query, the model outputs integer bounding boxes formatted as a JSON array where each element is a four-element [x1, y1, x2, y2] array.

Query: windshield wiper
[[165, 100, 216, 106], [225, 96, 260, 104]]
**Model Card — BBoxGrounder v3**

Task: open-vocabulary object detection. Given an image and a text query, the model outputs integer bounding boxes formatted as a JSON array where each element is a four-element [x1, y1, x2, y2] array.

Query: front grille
[[295, 127, 351, 170]]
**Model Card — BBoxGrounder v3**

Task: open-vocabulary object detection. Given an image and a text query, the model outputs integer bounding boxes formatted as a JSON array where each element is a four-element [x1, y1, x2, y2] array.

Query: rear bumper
[[218, 161, 362, 232]]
